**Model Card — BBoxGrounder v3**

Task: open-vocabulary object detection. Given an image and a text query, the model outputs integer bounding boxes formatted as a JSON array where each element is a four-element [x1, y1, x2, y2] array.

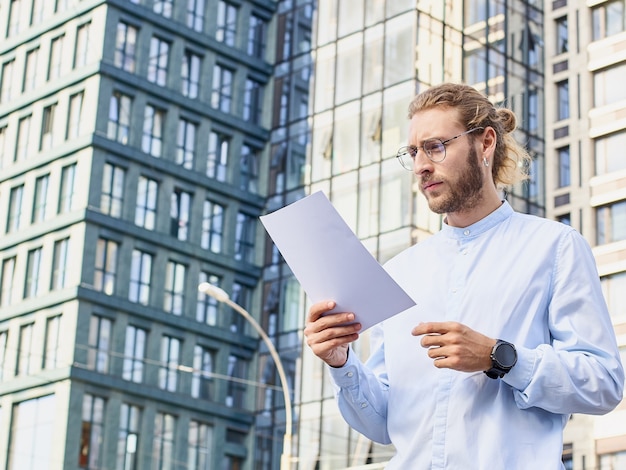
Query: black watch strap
[[484, 339, 517, 380]]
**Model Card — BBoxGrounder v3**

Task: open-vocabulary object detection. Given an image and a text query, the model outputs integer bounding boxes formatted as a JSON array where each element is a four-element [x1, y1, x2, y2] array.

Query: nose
[[412, 150, 434, 176]]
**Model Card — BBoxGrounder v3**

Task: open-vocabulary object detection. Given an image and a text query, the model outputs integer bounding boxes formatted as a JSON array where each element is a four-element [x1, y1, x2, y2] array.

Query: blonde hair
[[408, 83, 531, 188]]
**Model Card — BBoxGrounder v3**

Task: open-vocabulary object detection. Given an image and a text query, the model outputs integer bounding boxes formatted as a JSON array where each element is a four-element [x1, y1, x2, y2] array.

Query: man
[[304, 83, 624, 469]]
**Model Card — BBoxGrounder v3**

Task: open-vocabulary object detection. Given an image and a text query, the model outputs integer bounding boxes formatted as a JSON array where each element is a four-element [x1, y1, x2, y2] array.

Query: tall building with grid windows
[[0, 0, 280, 469]]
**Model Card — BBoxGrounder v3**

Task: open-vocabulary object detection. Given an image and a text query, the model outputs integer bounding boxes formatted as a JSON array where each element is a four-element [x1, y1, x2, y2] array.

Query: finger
[[307, 300, 336, 322], [419, 333, 443, 348], [412, 321, 455, 336]]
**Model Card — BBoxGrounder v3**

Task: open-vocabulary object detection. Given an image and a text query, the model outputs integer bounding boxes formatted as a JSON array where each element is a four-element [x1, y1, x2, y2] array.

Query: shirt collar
[[441, 200, 513, 240]]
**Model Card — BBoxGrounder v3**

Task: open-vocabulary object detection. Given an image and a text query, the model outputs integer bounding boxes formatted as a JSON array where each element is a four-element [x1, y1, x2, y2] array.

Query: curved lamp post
[[198, 282, 293, 470]]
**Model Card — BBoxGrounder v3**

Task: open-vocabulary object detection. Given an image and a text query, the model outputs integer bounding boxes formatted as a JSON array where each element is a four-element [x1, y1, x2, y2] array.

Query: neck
[[444, 189, 503, 228]]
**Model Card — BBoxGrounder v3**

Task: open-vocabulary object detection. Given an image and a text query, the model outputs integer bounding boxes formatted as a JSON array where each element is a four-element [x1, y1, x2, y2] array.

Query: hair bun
[[496, 108, 517, 134]]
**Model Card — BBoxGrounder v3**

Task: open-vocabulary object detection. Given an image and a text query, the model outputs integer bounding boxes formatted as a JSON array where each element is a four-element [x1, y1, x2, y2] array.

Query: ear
[[480, 126, 497, 157]]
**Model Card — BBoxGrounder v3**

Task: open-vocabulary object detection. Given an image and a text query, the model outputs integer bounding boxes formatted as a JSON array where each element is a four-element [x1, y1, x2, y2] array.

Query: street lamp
[[198, 282, 293, 470]]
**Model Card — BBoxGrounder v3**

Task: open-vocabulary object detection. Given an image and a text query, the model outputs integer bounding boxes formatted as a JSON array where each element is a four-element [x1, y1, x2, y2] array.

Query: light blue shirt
[[329, 201, 624, 469]]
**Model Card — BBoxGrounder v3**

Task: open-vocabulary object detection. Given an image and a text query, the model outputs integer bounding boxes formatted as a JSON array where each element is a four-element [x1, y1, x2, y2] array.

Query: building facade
[[0, 0, 278, 469]]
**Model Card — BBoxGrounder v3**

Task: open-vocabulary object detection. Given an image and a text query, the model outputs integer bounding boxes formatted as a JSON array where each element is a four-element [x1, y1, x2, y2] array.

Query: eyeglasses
[[395, 127, 484, 170]]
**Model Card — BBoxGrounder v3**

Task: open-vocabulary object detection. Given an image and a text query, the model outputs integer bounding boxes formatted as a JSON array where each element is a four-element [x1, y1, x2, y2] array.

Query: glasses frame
[[396, 127, 484, 170]]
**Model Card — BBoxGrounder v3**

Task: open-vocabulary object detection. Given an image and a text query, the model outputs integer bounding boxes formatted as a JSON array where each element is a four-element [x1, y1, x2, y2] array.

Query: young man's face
[[408, 107, 486, 216]]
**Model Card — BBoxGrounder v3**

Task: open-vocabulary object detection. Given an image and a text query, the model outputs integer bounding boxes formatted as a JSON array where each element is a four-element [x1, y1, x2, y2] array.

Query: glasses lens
[[396, 146, 415, 170], [424, 140, 446, 162]]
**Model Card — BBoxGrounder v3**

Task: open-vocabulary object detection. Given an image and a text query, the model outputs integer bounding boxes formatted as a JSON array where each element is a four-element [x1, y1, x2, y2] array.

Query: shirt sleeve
[[504, 229, 625, 414], [326, 324, 392, 444]]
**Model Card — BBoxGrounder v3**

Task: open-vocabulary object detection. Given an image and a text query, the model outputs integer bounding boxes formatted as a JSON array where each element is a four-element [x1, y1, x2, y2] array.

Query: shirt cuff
[[327, 347, 361, 387], [502, 344, 538, 391]]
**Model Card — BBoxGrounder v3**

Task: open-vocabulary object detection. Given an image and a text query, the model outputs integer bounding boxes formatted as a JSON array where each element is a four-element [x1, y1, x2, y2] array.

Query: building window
[[561, 443, 573, 470], [7, 0, 23, 37], [556, 16, 568, 54], [557, 147, 570, 188], [201, 200, 224, 252], [115, 22, 138, 73], [247, 15, 267, 58], [48, 35, 64, 81], [170, 189, 191, 241], [191, 345, 213, 399], [159, 335, 180, 392], [8, 395, 56, 470], [182, 51, 201, 99], [597, 200, 626, 245], [24, 247, 43, 299], [116, 403, 141, 470], [187, 0, 205, 32], [108, 92, 132, 144], [230, 282, 250, 333], [7, 185, 24, 233], [148, 37, 169, 86], [599, 450, 626, 469], [593, 0, 626, 40], [164, 261, 186, 315], [211, 65, 233, 112], [32, 174, 50, 223], [74, 22, 91, 68], [601, 271, 626, 318], [556, 80, 569, 120], [556, 213, 571, 226], [59, 163, 77, 214], [123, 325, 147, 383], [153, 414, 176, 470], [1, 60, 15, 103], [0, 125, 6, 168], [595, 131, 626, 176], [43, 315, 62, 369], [188, 421, 213, 470], [55, 0, 69, 13], [31, 0, 44, 25], [207, 131, 229, 181], [67, 91, 84, 140], [51, 238, 70, 290], [15, 115, 31, 162], [594, 62, 626, 108], [0, 330, 7, 380], [240, 145, 259, 193], [216, 1, 237, 45], [101, 163, 125, 218], [235, 212, 255, 263], [225, 354, 247, 408], [23, 48, 40, 93], [197, 272, 220, 325], [1, 257, 16, 307], [40, 103, 56, 151], [94, 238, 118, 295], [88, 316, 112, 373], [79, 394, 105, 469], [16, 323, 35, 376], [243, 79, 263, 124], [135, 176, 158, 230], [154, 0, 173, 18], [176, 119, 196, 169], [142, 105, 164, 157], [129, 249, 152, 305]]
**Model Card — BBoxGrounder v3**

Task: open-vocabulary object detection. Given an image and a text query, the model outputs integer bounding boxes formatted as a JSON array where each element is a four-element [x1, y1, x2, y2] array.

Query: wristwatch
[[484, 339, 517, 379]]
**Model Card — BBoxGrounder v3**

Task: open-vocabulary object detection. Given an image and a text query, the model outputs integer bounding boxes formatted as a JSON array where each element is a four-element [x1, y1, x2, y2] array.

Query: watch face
[[495, 343, 517, 368]]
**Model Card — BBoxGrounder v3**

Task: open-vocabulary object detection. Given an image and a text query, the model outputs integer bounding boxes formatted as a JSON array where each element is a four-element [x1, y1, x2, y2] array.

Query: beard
[[421, 145, 485, 215]]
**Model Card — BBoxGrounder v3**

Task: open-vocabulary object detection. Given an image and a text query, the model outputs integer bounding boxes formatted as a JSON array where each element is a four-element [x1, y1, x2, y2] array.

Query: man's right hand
[[304, 300, 361, 368]]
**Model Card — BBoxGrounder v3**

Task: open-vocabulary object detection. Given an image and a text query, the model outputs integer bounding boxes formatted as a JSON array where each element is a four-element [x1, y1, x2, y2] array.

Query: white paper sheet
[[260, 191, 416, 332]]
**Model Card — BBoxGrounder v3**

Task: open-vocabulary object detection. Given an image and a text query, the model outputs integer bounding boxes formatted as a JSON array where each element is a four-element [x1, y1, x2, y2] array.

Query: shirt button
[[463, 229, 470, 236], [360, 402, 367, 408], [347, 372, 354, 378], [461, 249, 468, 255]]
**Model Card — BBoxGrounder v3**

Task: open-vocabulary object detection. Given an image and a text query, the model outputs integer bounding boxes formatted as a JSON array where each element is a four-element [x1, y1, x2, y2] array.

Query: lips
[[422, 180, 442, 191]]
